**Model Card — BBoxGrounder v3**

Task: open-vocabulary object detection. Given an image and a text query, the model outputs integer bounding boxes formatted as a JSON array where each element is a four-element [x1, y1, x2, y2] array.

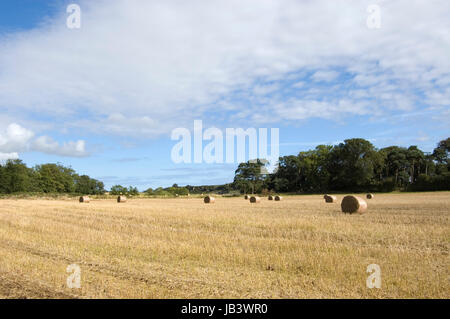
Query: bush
[[110, 185, 129, 195], [377, 177, 396, 192], [408, 173, 450, 191]]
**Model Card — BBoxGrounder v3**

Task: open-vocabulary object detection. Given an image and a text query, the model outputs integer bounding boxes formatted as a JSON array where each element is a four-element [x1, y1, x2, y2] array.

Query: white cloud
[[0, 152, 19, 161], [31, 136, 87, 157], [292, 81, 305, 89], [0, 123, 88, 157], [0, 0, 448, 136], [270, 99, 371, 122], [416, 132, 430, 142], [252, 83, 280, 96], [0, 123, 34, 153], [311, 71, 340, 82]]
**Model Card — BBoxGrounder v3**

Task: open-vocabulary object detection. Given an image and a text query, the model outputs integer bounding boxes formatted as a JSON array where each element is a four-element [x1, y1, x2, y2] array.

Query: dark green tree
[[74, 174, 105, 195], [110, 185, 128, 195], [34, 163, 75, 193], [234, 159, 266, 194], [433, 138, 450, 164], [327, 139, 379, 191], [407, 146, 425, 183], [380, 146, 409, 187], [127, 186, 139, 196], [0, 159, 33, 193]]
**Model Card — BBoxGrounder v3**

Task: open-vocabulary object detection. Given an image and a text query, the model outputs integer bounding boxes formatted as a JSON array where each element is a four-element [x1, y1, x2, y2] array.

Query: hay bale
[[268, 195, 273, 200], [204, 196, 215, 204], [250, 196, 261, 203], [274, 195, 282, 201], [324, 194, 337, 203], [79, 196, 90, 203], [117, 195, 127, 203], [366, 193, 374, 199], [341, 195, 367, 214], [244, 195, 249, 200]]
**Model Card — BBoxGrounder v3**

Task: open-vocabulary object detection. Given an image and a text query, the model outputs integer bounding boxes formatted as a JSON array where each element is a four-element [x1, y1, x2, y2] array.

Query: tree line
[[1, 137, 448, 196], [0, 160, 105, 195], [234, 137, 450, 194]]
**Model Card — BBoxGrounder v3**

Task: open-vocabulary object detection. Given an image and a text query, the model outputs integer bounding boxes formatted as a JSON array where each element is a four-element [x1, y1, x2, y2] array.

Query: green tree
[[234, 159, 266, 194], [127, 186, 139, 196], [296, 145, 333, 192], [167, 185, 189, 196], [271, 155, 302, 192], [0, 159, 33, 193], [380, 146, 409, 187], [407, 146, 425, 183], [153, 187, 170, 196], [34, 163, 75, 193], [74, 174, 105, 195], [328, 139, 379, 191], [110, 185, 128, 195], [433, 137, 450, 164], [433, 138, 450, 175]]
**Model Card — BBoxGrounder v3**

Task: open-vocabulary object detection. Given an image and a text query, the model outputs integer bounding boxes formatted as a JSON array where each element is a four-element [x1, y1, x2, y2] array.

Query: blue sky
[[0, 0, 449, 190]]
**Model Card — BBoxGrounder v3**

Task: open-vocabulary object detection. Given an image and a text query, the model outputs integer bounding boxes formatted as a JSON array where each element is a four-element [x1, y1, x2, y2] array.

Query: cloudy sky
[[0, 0, 449, 189]]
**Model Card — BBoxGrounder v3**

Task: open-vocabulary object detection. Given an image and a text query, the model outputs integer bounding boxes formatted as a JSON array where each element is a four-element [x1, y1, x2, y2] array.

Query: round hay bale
[[204, 196, 215, 204], [341, 195, 367, 214], [244, 195, 249, 200], [79, 196, 90, 203], [249, 196, 261, 203], [366, 193, 374, 199], [274, 195, 282, 201], [268, 195, 273, 200], [117, 195, 127, 203], [324, 194, 337, 203]]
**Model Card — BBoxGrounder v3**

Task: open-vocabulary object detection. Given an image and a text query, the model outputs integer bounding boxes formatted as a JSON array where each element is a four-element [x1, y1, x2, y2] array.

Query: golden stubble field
[[0, 192, 448, 299]]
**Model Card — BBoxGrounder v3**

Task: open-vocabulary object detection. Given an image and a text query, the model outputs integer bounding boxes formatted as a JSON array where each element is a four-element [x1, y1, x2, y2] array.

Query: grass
[[0, 192, 448, 298]]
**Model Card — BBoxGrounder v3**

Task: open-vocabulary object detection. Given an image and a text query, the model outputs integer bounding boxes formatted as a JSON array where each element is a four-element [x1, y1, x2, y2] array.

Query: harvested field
[[0, 192, 448, 298]]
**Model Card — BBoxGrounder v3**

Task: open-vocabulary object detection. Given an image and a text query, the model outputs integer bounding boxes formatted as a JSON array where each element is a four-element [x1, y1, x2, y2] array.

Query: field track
[[0, 192, 448, 298]]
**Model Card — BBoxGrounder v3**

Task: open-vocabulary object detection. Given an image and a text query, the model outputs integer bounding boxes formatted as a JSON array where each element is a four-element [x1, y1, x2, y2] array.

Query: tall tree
[[234, 159, 266, 194], [74, 174, 105, 195], [110, 185, 128, 195], [271, 155, 302, 192], [35, 163, 75, 193], [433, 137, 450, 163], [327, 139, 379, 191], [0, 159, 33, 193], [381, 146, 409, 187], [407, 146, 425, 183], [433, 138, 450, 174]]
